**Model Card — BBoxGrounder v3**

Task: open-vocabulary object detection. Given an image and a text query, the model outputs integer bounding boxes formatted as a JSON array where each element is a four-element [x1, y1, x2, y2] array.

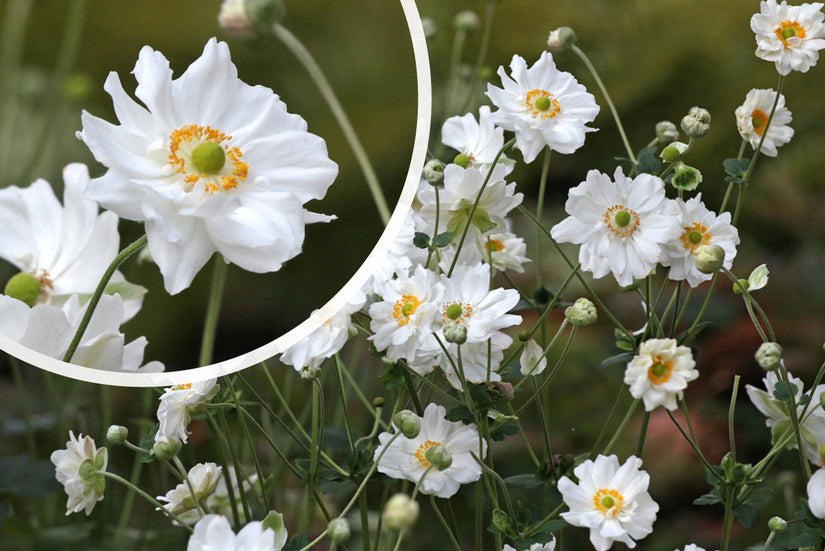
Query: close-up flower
[[50, 431, 108, 516], [155, 379, 219, 444], [660, 194, 740, 288], [486, 51, 600, 163], [735, 88, 794, 157], [551, 167, 682, 287], [558, 454, 659, 551], [751, 0, 825, 75], [441, 106, 506, 167], [157, 462, 223, 518], [187, 514, 284, 551], [623, 338, 699, 411], [374, 403, 486, 498], [745, 370, 825, 464], [77, 38, 338, 294]]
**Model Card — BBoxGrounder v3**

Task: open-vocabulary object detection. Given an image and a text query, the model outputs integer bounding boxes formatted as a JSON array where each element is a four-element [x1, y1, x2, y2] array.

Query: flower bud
[[373, 397, 385, 408], [382, 493, 419, 529], [4, 272, 41, 307], [520, 339, 547, 376], [443, 322, 467, 344], [564, 297, 597, 327], [106, 425, 128, 446], [327, 518, 351, 543], [392, 410, 421, 439], [732, 278, 749, 295], [299, 365, 321, 380], [152, 435, 182, 460], [768, 516, 787, 533], [218, 0, 285, 38], [670, 162, 703, 191], [424, 444, 453, 470], [755, 342, 782, 371], [422, 159, 446, 186], [660, 141, 688, 163], [421, 18, 437, 39], [693, 244, 725, 274], [454, 11, 480, 33], [655, 121, 679, 145], [681, 106, 711, 139], [547, 26, 577, 51]]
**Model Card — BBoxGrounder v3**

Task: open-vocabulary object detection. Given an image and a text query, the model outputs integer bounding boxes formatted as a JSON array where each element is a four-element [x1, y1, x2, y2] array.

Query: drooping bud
[[443, 322, 467, 344], [693, 244, 725, 274], [4, 272, 41, 307], [655, 121, 679, 145], [564, 297, 597, 327], [422, 159, 446, 186], [755, 342, 782, 371], [519, 339, 547, 376], [670, 162, 703, 191], [424, 444, 453, 470], [768, 516, 787, 533], [327, 518, 351, 543], [382, 493, 420, 529], [681, 106, 711, 139], [454, 11, 480, 33], [218, 0, 285, 38], [660, 141, 689, 163], [152, 435, 182, 460], [392, 410, 421, 439], [106, 425, 129, 446], [547, 26, 577, 51]]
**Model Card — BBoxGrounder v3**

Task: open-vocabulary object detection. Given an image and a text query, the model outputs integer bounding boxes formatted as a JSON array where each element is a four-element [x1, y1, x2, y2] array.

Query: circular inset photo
[[0, 0, 431, 384]]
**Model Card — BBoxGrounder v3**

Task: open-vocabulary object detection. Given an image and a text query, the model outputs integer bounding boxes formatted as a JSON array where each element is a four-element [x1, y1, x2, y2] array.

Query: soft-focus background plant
[[2, 0, 825, 549]]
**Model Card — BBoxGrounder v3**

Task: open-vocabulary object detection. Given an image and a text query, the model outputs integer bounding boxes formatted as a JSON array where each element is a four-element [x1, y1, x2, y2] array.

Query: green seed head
[[190, 142, 226, 174], [614, 210, 631, 227], [534, 96, 552, 112], [751, 114, 765, 129], [600, 495, 615, 509], [445, 303, 463, 320], [650, 362, 666, 377], [781, 26, 796, 39], [4, 272, 41, 307], [453, 153, 471, 168], [688, 230, 703, 245]]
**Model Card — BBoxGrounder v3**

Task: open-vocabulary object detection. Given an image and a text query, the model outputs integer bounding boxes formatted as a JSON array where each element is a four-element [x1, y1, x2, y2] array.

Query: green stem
[[199, 255, 228, 366], [103, 471, 193, 532], [430, 496, 463, 551], [535, 147, 552, 285], [62, 234, 147, 363], [602, 398, 640, 456], [272, 22, 389, 225]]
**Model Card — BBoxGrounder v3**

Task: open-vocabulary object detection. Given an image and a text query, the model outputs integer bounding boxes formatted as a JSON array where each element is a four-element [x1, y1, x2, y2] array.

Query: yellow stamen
[[485, 238, 504, 253], [603, 205, 640, 238], [750, 109, 768, 136], [679, 222, 710, 252], [647, 355, 674, 384], [525, 89, 561, 119], [441, 301, 473, 325], [775, 20, 806, 47], [393, 295, 421, 326], [172, 383, 193, 391], [167, 124, 248, 195], [593, 488, 623, 517]]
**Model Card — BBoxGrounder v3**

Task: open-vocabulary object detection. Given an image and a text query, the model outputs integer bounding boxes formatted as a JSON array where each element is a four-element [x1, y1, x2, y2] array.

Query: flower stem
[[271, 22, 390, 225], [103, 471, 194, 532], [198, 254, 227, 366], [62, 234, 147, 363]]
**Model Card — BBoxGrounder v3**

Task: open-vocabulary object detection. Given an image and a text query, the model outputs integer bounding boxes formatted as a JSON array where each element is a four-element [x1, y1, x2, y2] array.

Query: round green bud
[[445, 303, 463, 320], [768, 516, 788, 533], [424, 444, 453, 470], [453, 153, 471, 168], [4, 272, 41, 307], [600, 495, 615, 509], [660, 141, 688, 163], [454, 10, 480, 32], [518, 330, 531, 342], [693, 244, 725, 274], [755, 342, 782, 371], [383, 493, 420, 529], [191, 142, 226, 174], [327, 518, 351, 543], [655, 121, 679, 144], [614, 210, 631, 227], [392, 410, 421, 439], [534, 96, 552, 112], [152, 435, 182, 460], [547, 26, 577, 51], [671, 162, 703, 191], [422, 159, 446, 186], [373, 397, 385, 408], [733, 278, 749, 295], [681, 106, 711, 139], [443, 322, 467, 344], [565, 297, 598, 327], [106, 425, 128, 446]]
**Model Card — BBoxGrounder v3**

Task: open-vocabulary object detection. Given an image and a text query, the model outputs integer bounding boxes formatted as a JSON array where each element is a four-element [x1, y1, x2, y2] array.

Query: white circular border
[[0, 0, 431, 387]]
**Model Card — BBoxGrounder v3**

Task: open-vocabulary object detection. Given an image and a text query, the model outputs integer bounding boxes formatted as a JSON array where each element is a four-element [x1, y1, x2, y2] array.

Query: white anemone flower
[[188, 514, 285, 551], [745, 370, 825, 465], [177, 467, 259, 525], [520, 338, 547, 377], [50, 431, 108, 516], [751, 0, 825, 75], [157, 462, 223, 518], [503, 540, 556, 551], [735, 89, 794, 157], [441, 106, 506, 167], [808, 468, 825, 518], [660, 195, 739, 288], [558, 455, 659, 551], [374, 403, 486, 498], [551, 167, 681, 287], [477, 230, 530, 274], [78, 38, 338, 294], [155, 379, 219, 444], [486, 51, 599, 163], [623, 338, 699, 411]]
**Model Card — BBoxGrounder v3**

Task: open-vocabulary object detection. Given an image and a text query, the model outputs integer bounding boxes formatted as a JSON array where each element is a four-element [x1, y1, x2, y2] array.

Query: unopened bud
[[422, 159, 446, 186], [424, 444, 453, 470], [565, 298, 597, 327], [681, 106, 711, 139], [373, 397, 385, 408], [4, 272, 41, 307], [755, 342, 782, 371], [382, 493, 419, 529], [660, 141, 688, 163], [218, 0, 285, 38], [454, 11, 480, 32], [152, 435, 182, 460], [421, 18, 437, 39], [547, 27, 577, 51], [768, 516, 787, 533], [106, 425, 128, 445], [693, 244, 725, 274], [733, 278, 749, 294], [655, 121, 679, 145], [443, 322, 467, 344], [392, 410, 421, 439], [670, 162, 702, 191], [327, 518, 351, 543]]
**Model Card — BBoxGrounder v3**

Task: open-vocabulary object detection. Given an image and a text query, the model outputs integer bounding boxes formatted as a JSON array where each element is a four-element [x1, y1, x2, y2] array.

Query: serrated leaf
[[599, 352, 635, 370], [773, 380, 800, 402], [693, 492, 722, 506], [635, 147, 662, 175], [445, 406, 474, 424], [138, 424, 159, 463], [283, 534, 311, 551], [413, 232, 429, 249], [434, 231, 453, 248], [732, 486, 772, 528], [490, 423, 519, 441]]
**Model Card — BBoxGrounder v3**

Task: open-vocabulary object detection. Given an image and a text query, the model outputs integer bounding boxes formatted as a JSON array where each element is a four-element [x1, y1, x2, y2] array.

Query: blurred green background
[[2, 0, 825, 549]]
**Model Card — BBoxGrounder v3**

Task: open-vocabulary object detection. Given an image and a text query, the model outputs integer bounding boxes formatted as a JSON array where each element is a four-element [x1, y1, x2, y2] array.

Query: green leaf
[[434, 231, 453, 248], [693, 491, 722, 506], [283, 534, 311, 551], [676, 321, 713, 346], [138, 424, 159, 463], [635, 146, 662, 175], [503, 474, 545, 489], [773, 380, 800, 402], [599, 352, 635, 370], [732, 486, 773, 528], [490, 423, 519, 441], [379, 363, 405, 390], [413, 232, 429, 249], [722, 158, 750, 185], [445, 406, 474, 424]]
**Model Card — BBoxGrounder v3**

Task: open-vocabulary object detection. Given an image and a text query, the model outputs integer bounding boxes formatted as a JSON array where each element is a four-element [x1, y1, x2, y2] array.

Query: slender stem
[[728, 376, 740, 462], [334, 355, 356, 451], [430, 496, 463, 551], [635, 411, 650, 458], [303, 380, 324, 534], [63, 235, 147, 363], [272, 22, 389, 224], [602, 399, 640, 456], [719, 485, 735, 551], [199, 255, 228, 366], [571, 45, 636, 165], [103, 471, 193, 532], [535, 147, 552, 285], [226, 376, 268, 511]]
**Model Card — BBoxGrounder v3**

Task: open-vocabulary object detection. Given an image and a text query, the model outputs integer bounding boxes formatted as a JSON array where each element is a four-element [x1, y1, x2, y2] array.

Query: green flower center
[[688, 230, 703, 245], [4, 272, 42, 307], [191, 142, 226, 174], [445, 303, 463, 320], [401, 303, 415, 317], [534, 96, 552, 112], [650, 362, 666, 377], [781, 26, 797, 39], [600, 495, 615, 509], [453, 153, 471, 168], [614, 210, 631, 227]]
